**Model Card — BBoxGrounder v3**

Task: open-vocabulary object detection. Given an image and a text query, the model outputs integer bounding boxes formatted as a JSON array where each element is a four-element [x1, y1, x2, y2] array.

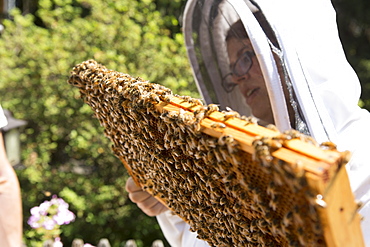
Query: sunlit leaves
[[0, 0, 194, 245]]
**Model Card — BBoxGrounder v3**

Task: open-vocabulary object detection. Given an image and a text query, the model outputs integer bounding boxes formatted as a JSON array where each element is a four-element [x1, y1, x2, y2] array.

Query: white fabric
[[231, 0, 291, 131], [183, 0, 253, 117], [0, 106, 8, 129], [156, 211, 210, 247], [258, 3, 370, 244], [157, 0, 370, 246]]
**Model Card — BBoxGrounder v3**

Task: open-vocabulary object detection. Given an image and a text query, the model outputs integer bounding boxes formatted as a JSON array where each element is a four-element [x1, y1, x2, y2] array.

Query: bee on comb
[[68, 60, 364, 247]]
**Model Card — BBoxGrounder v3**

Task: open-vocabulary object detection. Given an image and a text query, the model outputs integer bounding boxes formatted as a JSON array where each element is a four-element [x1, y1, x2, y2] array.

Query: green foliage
[[332, 0, 370, 110], [154, 0, 187, 36], [1, 0, 368, 246], [0, 0, 197, 246]]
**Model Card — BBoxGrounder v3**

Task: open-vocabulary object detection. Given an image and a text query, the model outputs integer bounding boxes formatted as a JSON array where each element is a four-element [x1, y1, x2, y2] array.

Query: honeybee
[[143, 179, 154, 193], [157, 87, 172, 95], [206, 139, 217, 148], [229, 153, 241, 166], [292, 210, 304, 226], [213, 151, 224, 163], [254, 145, 273, 165], [266, 182, 278, 199], [205, 104, 219, 116], [268, 198, 278, 211], [219, 197, 228, 205], [160, 94, 173, 103], [223, 109, 240, 120], [240, 116, 258, 125], [148, 93, 160, 104], [225, 172, 237, 182], [320, 141, 337, 150], [193, 107, 206, 122], [178, 95, 191, 102], [218, 135, 234, 146], [160, 111, 177, 122], [251, 191, 262, 205], [188, 98, 204, 105], [210, 122, 226, 129], [179, 111, 195, 125], [266, 124, 279, 131]]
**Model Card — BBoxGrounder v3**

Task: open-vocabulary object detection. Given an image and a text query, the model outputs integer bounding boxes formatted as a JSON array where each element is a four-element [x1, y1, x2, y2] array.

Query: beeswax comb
[[68, 60, 364, 247]]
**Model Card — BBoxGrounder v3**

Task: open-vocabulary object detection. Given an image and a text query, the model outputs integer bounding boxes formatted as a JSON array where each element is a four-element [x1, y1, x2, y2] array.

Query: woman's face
[[227, 37, 274, 124]]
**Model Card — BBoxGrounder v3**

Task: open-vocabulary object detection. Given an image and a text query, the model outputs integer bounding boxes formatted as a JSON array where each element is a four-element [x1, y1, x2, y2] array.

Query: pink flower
[[39, 200, 52, 215], [43, 218, 57, 230], [27, 195, 75, 230], [27, 214, 41, 229], [53, 209, 75, 225]]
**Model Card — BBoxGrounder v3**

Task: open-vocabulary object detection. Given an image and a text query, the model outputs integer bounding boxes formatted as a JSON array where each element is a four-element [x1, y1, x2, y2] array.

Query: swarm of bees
[[68, 60, 354, 247]]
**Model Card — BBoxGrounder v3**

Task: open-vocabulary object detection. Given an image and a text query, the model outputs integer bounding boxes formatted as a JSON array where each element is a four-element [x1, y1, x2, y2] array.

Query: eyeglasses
[[232, 50, 255, 77], [222, 50, 255, 92]]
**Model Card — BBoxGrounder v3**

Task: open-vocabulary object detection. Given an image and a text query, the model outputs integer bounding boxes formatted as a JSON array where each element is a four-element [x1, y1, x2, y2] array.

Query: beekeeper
[[126, 0, 370, 245]]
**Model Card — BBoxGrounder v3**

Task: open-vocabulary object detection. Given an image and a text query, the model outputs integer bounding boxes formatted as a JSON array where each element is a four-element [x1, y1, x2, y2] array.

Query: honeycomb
[[68, 60, 352, 247]]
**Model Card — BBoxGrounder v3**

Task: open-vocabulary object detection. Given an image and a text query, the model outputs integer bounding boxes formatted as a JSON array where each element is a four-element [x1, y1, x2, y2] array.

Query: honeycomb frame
[[68, 60, 364, 247]]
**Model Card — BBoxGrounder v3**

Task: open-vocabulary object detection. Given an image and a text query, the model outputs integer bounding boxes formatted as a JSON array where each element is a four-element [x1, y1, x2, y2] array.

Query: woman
[[126, 0, 370, 245], [0, 106, 23, 247]]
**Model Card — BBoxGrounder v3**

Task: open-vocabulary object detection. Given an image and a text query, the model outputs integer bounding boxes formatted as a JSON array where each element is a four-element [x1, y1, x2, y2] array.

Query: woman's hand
[[125, 177, 168, 216]]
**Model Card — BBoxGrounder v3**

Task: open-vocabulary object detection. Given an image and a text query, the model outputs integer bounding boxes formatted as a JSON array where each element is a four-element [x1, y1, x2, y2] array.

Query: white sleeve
[[156, 211, 210, 247], [0, 106, 8, 129]]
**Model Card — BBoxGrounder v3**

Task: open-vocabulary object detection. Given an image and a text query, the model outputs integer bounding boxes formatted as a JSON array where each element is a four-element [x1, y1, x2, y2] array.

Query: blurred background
[[0, 0, 368, 246]]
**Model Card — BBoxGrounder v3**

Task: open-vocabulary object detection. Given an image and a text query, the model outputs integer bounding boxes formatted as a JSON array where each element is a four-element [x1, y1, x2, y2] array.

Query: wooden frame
[[69, 60, 364, 246]]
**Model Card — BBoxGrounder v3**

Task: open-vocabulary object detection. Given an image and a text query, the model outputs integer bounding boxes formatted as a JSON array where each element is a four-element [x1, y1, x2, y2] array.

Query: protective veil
[[157, 0, 370, 245]]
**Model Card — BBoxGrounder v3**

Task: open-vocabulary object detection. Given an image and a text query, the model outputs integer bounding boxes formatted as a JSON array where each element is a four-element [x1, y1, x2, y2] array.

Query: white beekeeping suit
[[0, 106, 7, 129], [157, 0, 370, 246]]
